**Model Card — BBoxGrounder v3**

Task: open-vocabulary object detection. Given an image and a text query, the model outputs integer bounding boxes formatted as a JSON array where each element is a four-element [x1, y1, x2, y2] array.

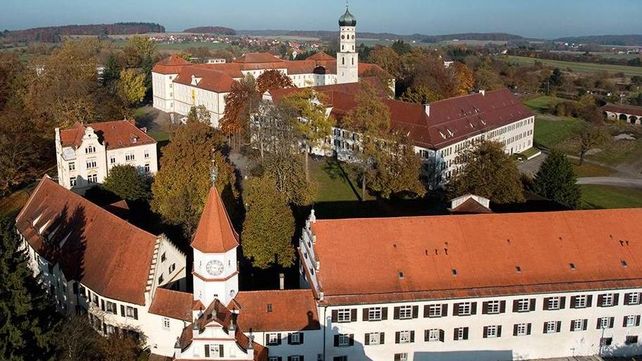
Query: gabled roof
[[152, 54, 191, 74], [16, 177, 157, 305], [230, 289, 320, 332], [173, 67, 238, 93], [235, 52, 284, 64], [306, 51, 336, 61], [450, 197, 493, 214], [191, 187, 239, 254], [310, 208, 642, 305], [59, 120, 156, 151], [602, 103, 642, 117], [149, 288, 193, 322]]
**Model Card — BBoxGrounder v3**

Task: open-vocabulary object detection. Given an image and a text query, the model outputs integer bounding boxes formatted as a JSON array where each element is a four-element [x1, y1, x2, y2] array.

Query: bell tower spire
[[337, 5, 358, 84]]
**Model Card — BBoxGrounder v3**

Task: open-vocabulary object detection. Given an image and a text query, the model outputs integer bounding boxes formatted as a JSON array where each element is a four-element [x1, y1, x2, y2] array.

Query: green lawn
[[524, 96, 566, 114], [572, 163, 614, 177], [309, 158, 371, 203], [505, 55, 642, 77], [533, 116, 585, 150], [0, 187, 33, 218], [581, 185, 642, 209]]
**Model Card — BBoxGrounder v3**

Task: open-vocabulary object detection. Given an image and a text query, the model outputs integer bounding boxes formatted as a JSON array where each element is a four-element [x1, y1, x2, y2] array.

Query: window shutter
[[395, 331, 400, 344], [362, 308, 369, 322], [101, 300, 105, 311], [393, 307, 400, 320], [382, 307, 388, 320], [556, 321, 561, 332], [277, 334, 282, 345], [288, 333, 293, 344], [204, 345, 210, 357], [442, 304, 448, 317], [364, 333, 370, 346], [497, 325, 502, 337], [625, 293, 631, 306], [637, 316, 641, 326], [499, 301, 506, 314], [471, 302, 477, 315], [560, 297, 566, 309], [570, 321, 575, 332], [331, 310, 338, 322], [453, 303, 460, 316], [543, 298, 550, 311], [582, 319, 588, 330], [439, 329, 445, 342], [380, 332, 385, 344], [424, 330, 430, 342], [587, 295, 593, 307], [614, 293, 619, 306], [570, 296, 577, 309], [300, 332, 304, 344], [453, 329, 459, 341], [350, 309, 357, 322], [348, 334, 354, 346], [133, 308, 138, 320], [288, 357, 293, 361], [609, 317, 614, 328], [300, 356, 304, 361], [596, 318, 602, 329], [423, 305, 429, 318], [219, 344, 224, 357], [463, 327, 469, 340], [120, 305, 125, 316], [513, 324, 518, 336], [529, 299, 536, 311], [412, 306, 419, 319], [483, 326, 488, 338], [527, 323, 532, 335], [512, 300, 519, 312], [597, 294, 604, 307], [482, 302, 489, 314], [543, 322, 548, 333], [410, 331, 415, 343], [333, 335, 339, 347], [623, 317, 628, 327]]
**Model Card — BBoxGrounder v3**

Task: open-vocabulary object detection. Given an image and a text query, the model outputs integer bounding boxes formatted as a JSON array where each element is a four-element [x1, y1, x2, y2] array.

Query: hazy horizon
[[2, 0, 642, 39]]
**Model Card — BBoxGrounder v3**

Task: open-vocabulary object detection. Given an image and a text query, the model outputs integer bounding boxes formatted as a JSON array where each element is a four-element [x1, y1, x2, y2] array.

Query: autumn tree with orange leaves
[[220, 75, 260, 150], [256, 69, 295, 94]]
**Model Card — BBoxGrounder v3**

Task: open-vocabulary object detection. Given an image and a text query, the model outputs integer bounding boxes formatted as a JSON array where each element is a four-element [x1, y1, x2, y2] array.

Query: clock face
[[205, 260, 224, 276]]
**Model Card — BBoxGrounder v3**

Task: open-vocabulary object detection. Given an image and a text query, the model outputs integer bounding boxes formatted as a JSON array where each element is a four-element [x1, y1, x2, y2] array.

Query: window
[[626, 335, 639, 345], [425, 304, 446, 318], [105, 301, 117, 314], [453, 327, 469, 341], [336, 334, 352, 347], [268, 358, 281, 361], [162, 317, 170, 329], [266, 333, 281, 345], [125, 153, 135, 161], [204, 344, 223, 358], [425, 329, 444, 342], [572, 295, 590, 308], [456, 302, 474, 316], [599, 293, 618, 307], [144, 164, 150, 173], [288, 332, 302, 345], [600, 337, 613, 347], [624, 315, 640, 327], [626, 292, 641, 305], [484, 300, 502, 314], [169, 263, 176, 273], [571, 319, 588, 332], [70, 177, 77, 187], [335, 309, 353, 323], [365, 332, 383, 345], [126, 306, 136, 318], [396, 330, 413, 344], [368, 307, 383, 321], [158, 274, 164, 284], [288, 357, 302, 361], [86, 160, 97, 169], [88, 174, 97, 183], [394, 353, 408, 361], [333, 357, 347, 361], [144, 150, 150, 159], [397, 305, 413, 319], [161, 252, 166, 262], [85, 145, 96, 154], [545, 297, 563, 310], [69, 162, 75, 171], [597, 317, 614, 329], [105, 324, 115, 335], [514, 298, 533, 312], [513, 323, 531, 336], [110, 156, 116, 164], [483, 325, 501, 338]]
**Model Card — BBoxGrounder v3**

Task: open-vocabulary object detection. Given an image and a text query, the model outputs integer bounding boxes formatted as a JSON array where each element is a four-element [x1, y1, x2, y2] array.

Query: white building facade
[[55, 120, 158, 191]]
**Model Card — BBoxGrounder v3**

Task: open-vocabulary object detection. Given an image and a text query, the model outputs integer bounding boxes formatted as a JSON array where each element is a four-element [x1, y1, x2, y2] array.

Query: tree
[[369, 135, 426, 199], [187, 105, 212, 124], [367, 46, 401, 79], [117, 69, 146, 110], [391, 40, 412, 55], [577, 124, 609, 165], [344, 83, 392, 199], [220, 75, 260, 150], [0, 217, 62, 361], [453, 62, 475, 96], [241, 176, 295, 269], [474, 65, 504, 91], [101, 54, 121, 88], [151, 120, 237, 236], [262, 151, 316, 206], [448, 141, 525, 204], [122, 36, 156, 68], [533, 150, 581, 209], [103, 164, 150, 202], [256, 69, 294, 94], [280, 88, 335, 181]]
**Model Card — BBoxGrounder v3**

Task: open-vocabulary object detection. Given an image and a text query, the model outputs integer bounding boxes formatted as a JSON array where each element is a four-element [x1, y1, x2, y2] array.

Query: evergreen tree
[[101, 54, 120, 88], [241, 176, 295, 269], [533, 150, 581, 209], [102, 164, 150, 202], [0, 217, 61, 361], [448, 141, 525, 204]]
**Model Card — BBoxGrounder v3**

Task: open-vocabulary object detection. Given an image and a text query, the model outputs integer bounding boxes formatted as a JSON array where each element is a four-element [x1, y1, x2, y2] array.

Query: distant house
[[55, 120, 158, 191], [602, 103, 642, 125]]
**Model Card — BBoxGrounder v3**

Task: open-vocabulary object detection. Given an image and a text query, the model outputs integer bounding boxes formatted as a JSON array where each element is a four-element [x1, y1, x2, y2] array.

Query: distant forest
[[555, 35, 642, 46], [183, 26, 236, 35], [0, 22, 165, 43], [421, 33, 525, 43]]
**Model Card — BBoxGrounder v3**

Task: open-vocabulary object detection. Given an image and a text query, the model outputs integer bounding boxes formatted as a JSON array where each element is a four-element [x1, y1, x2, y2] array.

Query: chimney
[[479, 89, 486, 96], [423, 103, 431, 117], [279, 273, 285, 290]]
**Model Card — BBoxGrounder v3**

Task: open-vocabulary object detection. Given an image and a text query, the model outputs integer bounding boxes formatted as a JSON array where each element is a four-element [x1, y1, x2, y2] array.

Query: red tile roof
[[173, 67, 239, 93], [230, 290, 320, 332], [191, 187, 239, 253], [310, 208, 642, 305], [450, 197, 493, 214], [152, 54, 191, 75], [602, 103, 642, 117], [149, 288, 193, 321], [305, 51, 336, 61], [16, 177, 157, 305], [235, 53, 285, 64], [59, 120, 156, 151]]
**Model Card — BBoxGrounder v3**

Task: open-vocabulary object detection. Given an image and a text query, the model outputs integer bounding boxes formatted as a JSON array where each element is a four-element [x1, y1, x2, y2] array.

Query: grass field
[[505, 55, 642, 77], [523, 96, 566, 113], [309, 158, 366, 202], [581, 185, 642, 209], [0, 187, 33, 218], [533, 116, 585, 150], [572, 163, 614, 177]]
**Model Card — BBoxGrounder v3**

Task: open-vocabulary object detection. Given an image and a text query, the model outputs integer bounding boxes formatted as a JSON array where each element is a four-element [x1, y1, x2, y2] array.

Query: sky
[[2, 0, 642, 39]]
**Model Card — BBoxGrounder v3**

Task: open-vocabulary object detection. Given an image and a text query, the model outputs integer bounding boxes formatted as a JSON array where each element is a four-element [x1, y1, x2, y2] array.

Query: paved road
[[577, 177, 642, 188]]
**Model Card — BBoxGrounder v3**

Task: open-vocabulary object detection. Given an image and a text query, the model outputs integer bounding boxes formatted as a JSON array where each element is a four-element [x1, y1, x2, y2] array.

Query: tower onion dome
[[339, 7, 357, 27]]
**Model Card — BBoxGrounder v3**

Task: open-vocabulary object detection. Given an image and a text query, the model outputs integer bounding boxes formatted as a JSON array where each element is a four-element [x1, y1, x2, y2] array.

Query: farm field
[[505, 55, 642, 77]]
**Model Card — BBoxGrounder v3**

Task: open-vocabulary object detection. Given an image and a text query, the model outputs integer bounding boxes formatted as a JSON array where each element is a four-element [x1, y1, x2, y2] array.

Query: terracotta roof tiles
[[602, 103, 642, 117], [149, 288, 193, 321], [59, 120, 156, 151], [191, 187, 239, 254]]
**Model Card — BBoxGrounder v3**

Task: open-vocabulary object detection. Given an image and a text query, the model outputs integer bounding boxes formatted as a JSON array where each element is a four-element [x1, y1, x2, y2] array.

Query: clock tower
[[191, 187, 240, 307], [337, 5, 358, 84]]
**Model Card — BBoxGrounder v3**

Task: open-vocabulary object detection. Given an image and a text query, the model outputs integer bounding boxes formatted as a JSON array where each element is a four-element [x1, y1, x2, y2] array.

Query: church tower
[[337, 5, 359, 84], [191, 187, 240, 308]]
